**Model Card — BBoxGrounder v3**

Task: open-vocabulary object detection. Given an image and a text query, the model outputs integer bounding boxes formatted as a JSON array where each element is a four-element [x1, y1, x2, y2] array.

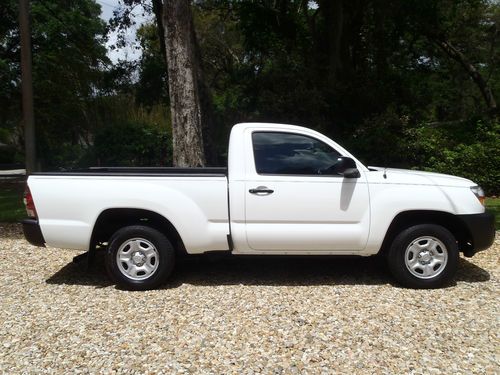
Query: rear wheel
[[105, 225, 175, 290], [387, 224, 458, 289]]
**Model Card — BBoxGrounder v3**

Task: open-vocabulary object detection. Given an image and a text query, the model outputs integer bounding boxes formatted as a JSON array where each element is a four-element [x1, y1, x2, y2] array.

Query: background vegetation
[[0, 0, 499, 194]]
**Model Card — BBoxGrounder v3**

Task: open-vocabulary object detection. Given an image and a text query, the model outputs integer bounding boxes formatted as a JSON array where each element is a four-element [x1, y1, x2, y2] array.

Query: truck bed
[[28, 168, 230, 252]]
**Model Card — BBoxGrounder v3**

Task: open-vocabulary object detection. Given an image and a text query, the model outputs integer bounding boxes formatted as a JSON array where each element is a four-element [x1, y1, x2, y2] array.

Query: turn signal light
[[470, 186, 485, 206]]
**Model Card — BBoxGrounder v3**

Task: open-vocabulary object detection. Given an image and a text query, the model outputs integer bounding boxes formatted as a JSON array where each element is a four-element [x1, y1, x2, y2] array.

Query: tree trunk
[[163, 0, 206, 167], [151, 0, 166, 61], [434, 38, 497, 113], [320, 0, 343, 84]]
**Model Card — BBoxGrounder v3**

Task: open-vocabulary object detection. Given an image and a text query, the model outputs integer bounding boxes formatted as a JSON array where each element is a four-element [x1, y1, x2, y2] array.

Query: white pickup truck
[[22, 123, 495, 290]]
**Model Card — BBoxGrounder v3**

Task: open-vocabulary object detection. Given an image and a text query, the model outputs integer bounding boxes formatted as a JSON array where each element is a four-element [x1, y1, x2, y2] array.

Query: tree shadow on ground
[[46, 251, 490, 289]]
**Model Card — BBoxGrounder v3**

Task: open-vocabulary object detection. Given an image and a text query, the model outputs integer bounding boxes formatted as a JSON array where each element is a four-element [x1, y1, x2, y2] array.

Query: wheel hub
[[418, 250, 432, 264], [132, 251, 146, 266]]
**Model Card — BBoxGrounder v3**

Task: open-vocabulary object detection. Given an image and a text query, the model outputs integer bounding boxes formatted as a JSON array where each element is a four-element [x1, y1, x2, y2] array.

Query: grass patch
[[0, 184, 25, 223], [485, 197, 500, 229]]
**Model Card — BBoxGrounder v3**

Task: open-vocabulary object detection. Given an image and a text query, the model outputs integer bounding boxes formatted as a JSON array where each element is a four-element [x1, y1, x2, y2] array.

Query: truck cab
[[228, 123, 371, 254]]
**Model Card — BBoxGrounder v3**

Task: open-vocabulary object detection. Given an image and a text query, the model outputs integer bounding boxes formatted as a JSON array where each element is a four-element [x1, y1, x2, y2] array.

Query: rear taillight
[[24, 185, 37, 218]]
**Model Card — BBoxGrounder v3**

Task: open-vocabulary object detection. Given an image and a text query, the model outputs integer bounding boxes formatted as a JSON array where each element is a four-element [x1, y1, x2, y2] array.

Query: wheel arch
[[379, 210, 472, 256], [90, 208, 186, 255]]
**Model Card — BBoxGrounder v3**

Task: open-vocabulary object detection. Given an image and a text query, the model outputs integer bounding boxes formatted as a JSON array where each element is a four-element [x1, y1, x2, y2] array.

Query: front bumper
[[22, 218, 46, 247], [458, 212, 495, 257]]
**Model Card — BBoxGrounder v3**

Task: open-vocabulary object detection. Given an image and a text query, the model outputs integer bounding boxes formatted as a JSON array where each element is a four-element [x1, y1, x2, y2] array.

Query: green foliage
[[407, 119, 500, 195], [0, 0, 22, 146], [39, 94, 174, 168], [0, 184, 25, 223], [94, 121, 171, 167], [135, 24, 169, 107], [0, 0, 111, 168], [1, 0, 499, 189], [338, 110, 500, 195], [190, 0, 500, 192], [0, 145, 18, 164], [29, 0, 109, 167], [347, 109, 411, 167], [486, 198, 500, 229], [192, 0, 499, 151], [86, 95, 172, 167]]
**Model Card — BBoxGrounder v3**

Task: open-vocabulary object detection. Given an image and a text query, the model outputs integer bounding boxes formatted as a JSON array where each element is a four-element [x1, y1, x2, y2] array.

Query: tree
[[399, 0, 498, 114], [0, 0, 109, 167], [163, 0, 207, 167], [111, 0, 217, 166], [19, 0, 36, 173], [2, 0, 497, 191], [0, 0, 22, 163], [433, 38, 496, 113]]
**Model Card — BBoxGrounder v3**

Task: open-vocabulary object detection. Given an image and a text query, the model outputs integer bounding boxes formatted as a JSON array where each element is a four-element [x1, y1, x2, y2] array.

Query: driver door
[[244, 131, 370, 252]]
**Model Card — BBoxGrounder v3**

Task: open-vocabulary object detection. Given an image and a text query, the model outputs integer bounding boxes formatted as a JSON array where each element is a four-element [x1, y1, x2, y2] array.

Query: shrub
[[406, 118, 500, 195], [94, 121, 172, 167], [346, 108, 411, 168], [346, 110, 499, 195]]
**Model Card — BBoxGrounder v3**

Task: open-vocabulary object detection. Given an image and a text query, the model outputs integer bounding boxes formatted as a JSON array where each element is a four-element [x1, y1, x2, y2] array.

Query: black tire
[[387, 224, 458, 289], [105, 225, 175, 291]]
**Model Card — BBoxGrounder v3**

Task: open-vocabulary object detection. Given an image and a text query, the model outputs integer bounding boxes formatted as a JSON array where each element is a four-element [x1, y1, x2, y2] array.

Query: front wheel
[[105, 225, 175, 290], [387, 224, 458, 289]]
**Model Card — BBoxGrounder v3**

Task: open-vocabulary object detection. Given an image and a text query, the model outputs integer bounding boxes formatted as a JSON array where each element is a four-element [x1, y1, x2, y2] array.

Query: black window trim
[[251, 130, 345, 178]]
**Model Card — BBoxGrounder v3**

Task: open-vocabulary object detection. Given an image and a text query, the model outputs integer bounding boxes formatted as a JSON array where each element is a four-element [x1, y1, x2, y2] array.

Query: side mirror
[[331, 157, 360, 178]]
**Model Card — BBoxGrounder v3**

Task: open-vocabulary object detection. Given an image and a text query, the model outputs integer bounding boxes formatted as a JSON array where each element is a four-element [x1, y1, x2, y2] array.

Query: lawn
[[486, 197, 500, 229], [0, 183, 25, 223]]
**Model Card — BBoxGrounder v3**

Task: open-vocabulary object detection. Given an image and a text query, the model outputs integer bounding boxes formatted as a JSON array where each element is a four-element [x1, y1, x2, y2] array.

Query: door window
[[252, 132, 341, 175]]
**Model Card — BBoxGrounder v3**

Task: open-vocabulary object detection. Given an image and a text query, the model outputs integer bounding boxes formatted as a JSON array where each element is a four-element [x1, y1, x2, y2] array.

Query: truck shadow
[[46, 251, 490, 289]]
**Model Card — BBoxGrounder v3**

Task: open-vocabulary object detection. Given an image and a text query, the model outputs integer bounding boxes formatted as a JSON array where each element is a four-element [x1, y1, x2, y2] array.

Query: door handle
[[249, 186, 274, 195]]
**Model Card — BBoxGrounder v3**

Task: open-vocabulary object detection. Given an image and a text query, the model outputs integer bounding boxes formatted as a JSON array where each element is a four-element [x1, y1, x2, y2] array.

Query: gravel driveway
[[1, 224, 498, 373]]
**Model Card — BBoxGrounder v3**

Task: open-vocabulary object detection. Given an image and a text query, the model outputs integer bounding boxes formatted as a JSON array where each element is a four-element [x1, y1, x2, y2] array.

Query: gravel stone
[[0, 223, 498, 373]]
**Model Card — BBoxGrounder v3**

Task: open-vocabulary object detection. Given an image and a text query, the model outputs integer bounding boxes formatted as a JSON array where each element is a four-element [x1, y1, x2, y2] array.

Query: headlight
[[470, 185, 485, 205]]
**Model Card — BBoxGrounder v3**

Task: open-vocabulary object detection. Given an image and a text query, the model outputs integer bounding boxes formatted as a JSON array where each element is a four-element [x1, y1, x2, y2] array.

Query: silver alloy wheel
[[116, 238, 159, 281], [404, 236, 448, 279]]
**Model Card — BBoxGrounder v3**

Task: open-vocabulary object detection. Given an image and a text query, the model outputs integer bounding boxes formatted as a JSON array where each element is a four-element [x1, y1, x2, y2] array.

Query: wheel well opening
[[90, 208, 186, 255], [379, 210, 472, 256]]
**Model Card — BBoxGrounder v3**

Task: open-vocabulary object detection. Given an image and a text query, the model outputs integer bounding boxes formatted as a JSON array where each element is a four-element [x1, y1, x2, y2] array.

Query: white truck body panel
[[29, 176, 229, 253], [362, 168, 484, 253]]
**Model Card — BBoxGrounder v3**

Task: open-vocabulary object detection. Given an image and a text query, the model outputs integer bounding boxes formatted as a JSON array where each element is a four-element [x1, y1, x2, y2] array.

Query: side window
[[252, 132, 341, 175]]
